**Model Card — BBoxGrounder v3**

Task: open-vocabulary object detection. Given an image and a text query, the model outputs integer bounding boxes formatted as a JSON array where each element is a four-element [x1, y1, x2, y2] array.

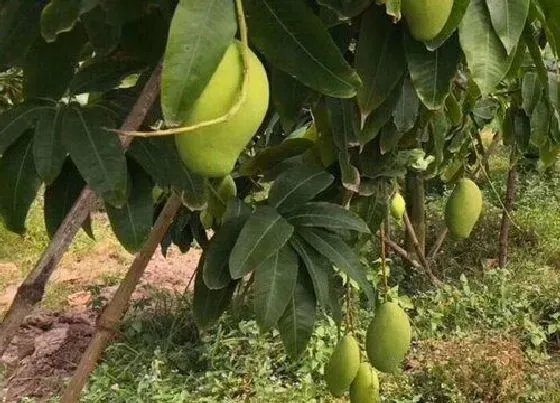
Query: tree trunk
[[0, 64, 162, 356], [405, 171, 426, 255], [498, 149, 518, 268]]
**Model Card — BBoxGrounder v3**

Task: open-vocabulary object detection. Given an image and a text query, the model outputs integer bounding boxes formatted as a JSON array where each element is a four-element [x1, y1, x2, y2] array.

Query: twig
[[384, 239, 422, 271], [403, 211, 441, 285], [379, 222, 389, 302], [498, 148, 518, 268], [60, 194, 183, 403], [428, 227, 448, 260], [0, 64, 163, 356]]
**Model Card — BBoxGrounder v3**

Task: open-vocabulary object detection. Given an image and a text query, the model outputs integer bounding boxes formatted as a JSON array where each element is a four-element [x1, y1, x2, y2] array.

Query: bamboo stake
[[0, 64, 163, 356], [60, 194, 182, 403]]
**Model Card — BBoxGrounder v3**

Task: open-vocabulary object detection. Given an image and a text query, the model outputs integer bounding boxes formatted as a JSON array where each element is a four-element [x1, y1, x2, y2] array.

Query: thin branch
[[428, 227, 448, 261], [385, 239, 422, 271], [379, 222, 389, 301], [0, 64, 163, 356], [60, 194, 183, 403], [403, 211, 441, 286]]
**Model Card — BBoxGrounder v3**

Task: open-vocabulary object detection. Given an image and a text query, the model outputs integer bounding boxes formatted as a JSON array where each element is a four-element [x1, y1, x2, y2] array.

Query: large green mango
[[175, 41, 269, 178], [402, 0, 454, 42], [324, 334, 361, 397], [350, 362, 380, 403], [445, 178, 482, 239], [366, 302, 411, 373]]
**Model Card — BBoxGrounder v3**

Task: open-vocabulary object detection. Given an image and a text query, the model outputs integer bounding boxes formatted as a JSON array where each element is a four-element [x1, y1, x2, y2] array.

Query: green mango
[[402, 0, 454, 42], [445, 178, 482, 239], [366, 302, 411, 373], [390, 193, 406, 221], [350, 362, 380, 403], [324, 334, 361, 397], [175, 41, 269, 177]]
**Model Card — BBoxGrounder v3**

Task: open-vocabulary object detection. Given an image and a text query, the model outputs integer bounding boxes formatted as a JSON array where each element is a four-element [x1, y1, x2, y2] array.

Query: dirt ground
[[0, 241, 201, 402]]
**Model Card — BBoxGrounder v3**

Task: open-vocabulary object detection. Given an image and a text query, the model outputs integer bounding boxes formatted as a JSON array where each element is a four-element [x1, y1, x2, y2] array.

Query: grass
[[2, 147, 560, 402]]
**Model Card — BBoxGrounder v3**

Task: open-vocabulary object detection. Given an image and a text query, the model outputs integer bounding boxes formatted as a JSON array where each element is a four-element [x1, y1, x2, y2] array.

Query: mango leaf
[[160, 208, 193, 257], [379, 121, 405, 154], [0, 131, 42, 234], [44, 158, 93, 239], [537, 0, 560, 56], [0, 0, 42, 66], [268, 165, 334, 214], [69, 58, 144, 96], [41, 0, 93, 42], [62, 106, 128, 206], [522, 71, 542, 115], [297, 227, 375, 302], [459, 0, 513, 95], [277, 269, 316, 358], [355, 4, 405, 117], [270, 68, 314, 133], [193, 269, 237, 329], [317, 0, 372, 17], [23, 29, 86, 100], [161, 0, 236, 126], [360, 85, 400, 145], [239, 138, 314, 176], [393, 76, 419, 132], [127, 137, 208, 210], [244, 0, 361, 98], [285, 202, 370, 233], [33, 104, 67, 184], [105, 160, 154, 253], [405, 33, 461, 110], [425, 0, 471, 51], [486, 0, 529, 55], [530, 100, 549, 148], [255, 245, 299, 330], [0, 103, 48, 154], [229, 206, 294, 279], [290, 235, 341, 322], [81, 6, 121, 55], [203, 200, 251, 290]]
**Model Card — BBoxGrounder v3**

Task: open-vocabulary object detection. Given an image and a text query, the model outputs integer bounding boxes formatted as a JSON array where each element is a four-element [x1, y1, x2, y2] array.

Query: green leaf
[[317, 0, 372, 17], [360, 85, 400, 145], [127, 137, 208, 210], [537, 0, 560, 56], [229, 206, 294, 279], [23, 29, 86, 100], [0, 131, 42, 234], [0, 104, 48, 154], [270, 68, 314, 133], [40, 0, 84, 42], [268, 165, 334, 214], [69, 58, 144, 96], [297, 227, 374, 301], [486, 0, 529, 55], [459, 0, 514, 95], [81, 6, 121, 56], [286, 202, 370, 233], [405, 33, 461, 110], [355, 4, 405, 117], [290, 235, 341, 322], [379, 121, 405, 154], [425, 0, 471, 51], [62, 106, 128, 206], [393, 75, 419, 132], [522, 71, 542, 115], [203, 200, 251, 290], [0, 0, 42, 66], [244, 0, 361, 98], [277, 269, 316, 358], [44, 158, 92, 239], [161, 0, 236, 126], [105, 160, 154, 253], [193, 268, 237, 329], [530, 100, 549, 148], [255, 245, 299, 330], [239, 138, 314, 176], [32, 104, 66, 184]]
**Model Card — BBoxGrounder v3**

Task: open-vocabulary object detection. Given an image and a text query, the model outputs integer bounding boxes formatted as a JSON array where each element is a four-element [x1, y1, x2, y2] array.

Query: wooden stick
[[0, 64, 163, 356], [428, 227, 448, 260], [60, 194, 183, 403], [385, 239, 422, 271]]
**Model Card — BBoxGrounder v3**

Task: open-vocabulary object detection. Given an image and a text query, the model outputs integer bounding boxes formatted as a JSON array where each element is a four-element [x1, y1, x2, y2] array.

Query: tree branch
[[385, 239, 422, 271], [60, 194, 182, 403], [0, 64, 163, 356], [428, 227, 448, 261]]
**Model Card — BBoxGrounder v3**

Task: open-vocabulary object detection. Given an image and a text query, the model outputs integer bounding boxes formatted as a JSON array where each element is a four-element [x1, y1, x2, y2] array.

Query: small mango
[[444, 178, 482, 239], [366, 302, 412, 373], [402, 0, 454, 42], [390, 193, 406, 221], [324, 334, 361, 397], [350, 362, 380, 403]]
